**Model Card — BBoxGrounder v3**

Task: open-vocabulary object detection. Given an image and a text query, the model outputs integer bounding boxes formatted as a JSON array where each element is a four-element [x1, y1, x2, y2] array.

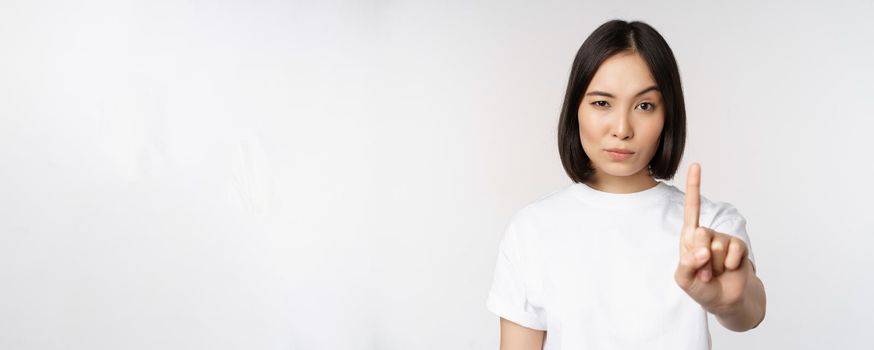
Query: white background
[[1, 0, 872, 349]]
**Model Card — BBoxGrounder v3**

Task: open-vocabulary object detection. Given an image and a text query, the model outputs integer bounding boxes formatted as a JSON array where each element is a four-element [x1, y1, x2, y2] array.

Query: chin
[[597, 162, 647, 177]]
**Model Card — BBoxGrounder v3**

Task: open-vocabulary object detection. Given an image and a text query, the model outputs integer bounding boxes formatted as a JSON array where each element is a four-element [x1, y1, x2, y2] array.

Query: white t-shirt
[[486, 180, 755, 350]]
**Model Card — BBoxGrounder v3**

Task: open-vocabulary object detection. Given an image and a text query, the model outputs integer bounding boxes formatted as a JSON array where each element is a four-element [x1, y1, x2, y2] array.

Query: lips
[[604, 148, 634, 161], [604, 148, 634, 154]]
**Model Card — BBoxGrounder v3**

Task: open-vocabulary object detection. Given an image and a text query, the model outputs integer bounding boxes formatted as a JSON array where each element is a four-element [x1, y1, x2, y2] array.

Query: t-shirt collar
[[570, 180, 670, 208]]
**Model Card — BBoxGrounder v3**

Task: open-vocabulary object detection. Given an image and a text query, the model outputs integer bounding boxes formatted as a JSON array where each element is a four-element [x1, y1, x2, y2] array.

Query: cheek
[[647, 118, 664, 136], [644, 117, 665, 150], [577, 113, 602, 141]]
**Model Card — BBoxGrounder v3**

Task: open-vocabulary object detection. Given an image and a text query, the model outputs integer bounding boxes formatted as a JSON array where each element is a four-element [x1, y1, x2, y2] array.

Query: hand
[[674, 162, 751, 313]]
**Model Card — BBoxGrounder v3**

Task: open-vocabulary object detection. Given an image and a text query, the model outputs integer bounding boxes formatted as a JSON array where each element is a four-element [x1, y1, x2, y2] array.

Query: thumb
[[675, 246, 711, 290]]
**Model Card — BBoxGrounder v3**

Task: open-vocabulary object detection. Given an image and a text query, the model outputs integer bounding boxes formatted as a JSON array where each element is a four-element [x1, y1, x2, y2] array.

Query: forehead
[[586, 52, 658, 96]]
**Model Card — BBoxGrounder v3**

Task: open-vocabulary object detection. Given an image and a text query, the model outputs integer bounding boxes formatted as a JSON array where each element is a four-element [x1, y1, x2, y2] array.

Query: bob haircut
[[557, 19, 686, 183]]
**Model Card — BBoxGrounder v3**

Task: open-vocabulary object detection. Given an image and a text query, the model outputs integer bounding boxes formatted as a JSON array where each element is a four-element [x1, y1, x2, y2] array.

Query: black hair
[[557, 19, 686, 183]]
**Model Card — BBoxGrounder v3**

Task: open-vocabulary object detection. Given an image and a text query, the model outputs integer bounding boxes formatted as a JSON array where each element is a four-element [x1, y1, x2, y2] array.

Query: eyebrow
[[585, 85, 660, 98]]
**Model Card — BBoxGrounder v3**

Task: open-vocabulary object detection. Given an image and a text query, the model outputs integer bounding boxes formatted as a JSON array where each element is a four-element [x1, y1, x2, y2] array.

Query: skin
[[498, 51, 766, 349]]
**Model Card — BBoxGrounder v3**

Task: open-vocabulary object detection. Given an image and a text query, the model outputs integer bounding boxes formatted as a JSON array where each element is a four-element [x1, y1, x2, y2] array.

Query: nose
[[611, 110, 633, 140]]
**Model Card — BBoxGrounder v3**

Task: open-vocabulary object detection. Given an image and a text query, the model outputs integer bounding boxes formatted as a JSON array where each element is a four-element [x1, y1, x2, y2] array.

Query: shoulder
[[497, 183, 579, 250], [508, 183, 579, 228], [660, 182, 746, 227], [699, 195, 746, 230]]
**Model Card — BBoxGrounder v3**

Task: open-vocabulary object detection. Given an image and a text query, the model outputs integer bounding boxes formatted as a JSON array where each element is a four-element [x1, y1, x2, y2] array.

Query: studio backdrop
[[1, 0, 872, 349]]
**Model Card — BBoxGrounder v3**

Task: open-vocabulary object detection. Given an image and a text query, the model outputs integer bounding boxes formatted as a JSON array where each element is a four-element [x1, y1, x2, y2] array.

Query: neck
[[584, 168, 657, 194]]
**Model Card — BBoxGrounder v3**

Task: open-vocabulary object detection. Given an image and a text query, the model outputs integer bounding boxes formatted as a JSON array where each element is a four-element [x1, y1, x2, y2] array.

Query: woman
[[485, 19, 766, 349]]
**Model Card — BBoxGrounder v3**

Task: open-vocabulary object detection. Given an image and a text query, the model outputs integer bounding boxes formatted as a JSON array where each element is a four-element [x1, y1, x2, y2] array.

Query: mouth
[[604, 148, 634, 161]]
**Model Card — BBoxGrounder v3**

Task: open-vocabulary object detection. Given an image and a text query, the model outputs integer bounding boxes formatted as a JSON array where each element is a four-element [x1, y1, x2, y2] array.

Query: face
[[578, 51, 665, 182]]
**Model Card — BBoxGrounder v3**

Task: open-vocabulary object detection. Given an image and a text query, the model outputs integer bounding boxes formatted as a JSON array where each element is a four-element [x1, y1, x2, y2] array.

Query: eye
[[591, 101, 609, 108], [637, 102, 656, 111]]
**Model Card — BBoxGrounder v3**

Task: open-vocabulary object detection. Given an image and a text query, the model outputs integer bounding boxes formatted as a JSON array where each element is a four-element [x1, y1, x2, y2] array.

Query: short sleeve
[[485, 221, 547, 330], [710, 203, 757, 272]]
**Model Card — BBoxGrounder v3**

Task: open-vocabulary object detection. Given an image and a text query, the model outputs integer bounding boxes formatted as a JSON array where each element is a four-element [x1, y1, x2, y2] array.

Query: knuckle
[[711, 240, 724, 251], [731, 237, 746, 248], [731, 241, 746, 255]]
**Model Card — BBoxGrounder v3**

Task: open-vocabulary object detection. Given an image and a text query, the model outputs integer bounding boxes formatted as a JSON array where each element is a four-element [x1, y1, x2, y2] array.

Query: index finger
[[683, 162, 701, 232]]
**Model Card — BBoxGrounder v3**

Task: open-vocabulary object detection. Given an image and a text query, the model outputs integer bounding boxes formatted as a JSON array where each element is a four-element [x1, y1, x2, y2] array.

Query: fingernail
[[701, 269, 711, 281], [695, 248, 708, 261]]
